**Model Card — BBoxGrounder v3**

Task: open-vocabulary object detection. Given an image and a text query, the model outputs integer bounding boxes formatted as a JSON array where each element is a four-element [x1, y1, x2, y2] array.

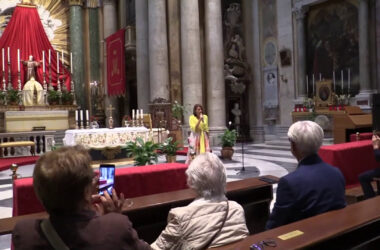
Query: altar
[[63, 127, 151, 148]]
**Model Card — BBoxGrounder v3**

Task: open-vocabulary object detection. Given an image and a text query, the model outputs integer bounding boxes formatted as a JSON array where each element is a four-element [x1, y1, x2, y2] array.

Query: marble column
[[135, 0, 150, 111], [69, 0, 86, 109], [180, 0, 203, 124], [294, 6, 308, 99], [103, 0, 120, 126], [359, 0, 371, 91], [354, 0, 372, 109], [87, 0, 101, 117], [118, 0, 127, 28], [148, 0, 170, 101], [205, 0, 226, 145], [246, 0, 264, 142]]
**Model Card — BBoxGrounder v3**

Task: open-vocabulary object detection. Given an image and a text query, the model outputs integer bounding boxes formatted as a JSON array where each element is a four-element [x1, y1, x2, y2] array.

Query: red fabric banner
[[0, 5, 70, 90], [106, 29, 126, 96]]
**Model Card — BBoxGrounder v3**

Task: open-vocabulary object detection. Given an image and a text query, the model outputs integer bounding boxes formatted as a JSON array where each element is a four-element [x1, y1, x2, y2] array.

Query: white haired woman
[[151, 152, 249, 249]]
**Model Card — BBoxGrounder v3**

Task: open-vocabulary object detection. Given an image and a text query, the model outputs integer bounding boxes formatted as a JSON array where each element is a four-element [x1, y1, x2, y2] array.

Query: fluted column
[[359, 0, 371, 91], [294, 6, 308, 98], [136, 0, 150, 110], [181, 0, 202, 124], [205, 0, 226, 144], [148, 0, 170, 101], [103, 0, 120, 126], [69, 0, 86, 109]]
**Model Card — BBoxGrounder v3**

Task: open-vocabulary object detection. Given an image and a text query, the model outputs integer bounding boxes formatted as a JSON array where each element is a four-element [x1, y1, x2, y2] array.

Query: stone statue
[[22, 77, 44, 106], [231, 103, 242, 126], [22, 55, 40, 81], [231, 34, 245, 61]]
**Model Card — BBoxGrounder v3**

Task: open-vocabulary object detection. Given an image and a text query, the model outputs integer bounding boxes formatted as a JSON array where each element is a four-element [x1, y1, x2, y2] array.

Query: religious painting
[[259, 0, 278, 67], [306, 0, 359, 96], [263, 67, 279, 109], [0, 0, 69, 64], [315, 80, 333, 108]]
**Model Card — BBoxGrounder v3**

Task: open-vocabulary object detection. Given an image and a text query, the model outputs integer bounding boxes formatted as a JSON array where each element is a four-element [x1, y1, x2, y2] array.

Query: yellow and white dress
[[187, 114, 210, 163]]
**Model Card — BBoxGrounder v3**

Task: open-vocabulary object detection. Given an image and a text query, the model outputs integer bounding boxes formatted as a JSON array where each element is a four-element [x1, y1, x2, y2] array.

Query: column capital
[[293, 5, 309, 20], [69, 0, 83, 6], [86, 0, 100, 8], [103, 0, 115, 6]]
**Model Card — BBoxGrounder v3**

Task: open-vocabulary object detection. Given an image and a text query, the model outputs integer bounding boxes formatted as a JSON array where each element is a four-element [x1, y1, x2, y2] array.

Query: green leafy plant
[[172, 101, 185, 120], [61, 90, 73, 105], [48, 89, 60, 104], [125, 137, 159, 166], [219, 129, 237, 148], [6, 89, 20, 104], [158, 137, 182, 156], [0, 91, 5, 103]]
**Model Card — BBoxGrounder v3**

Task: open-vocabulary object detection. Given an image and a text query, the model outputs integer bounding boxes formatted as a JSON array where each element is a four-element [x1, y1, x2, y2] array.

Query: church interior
[[1, 0, 380, 248]]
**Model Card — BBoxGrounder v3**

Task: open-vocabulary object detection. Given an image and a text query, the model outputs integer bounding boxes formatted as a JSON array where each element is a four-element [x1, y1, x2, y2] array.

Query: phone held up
[[98, 164, 115, 196]]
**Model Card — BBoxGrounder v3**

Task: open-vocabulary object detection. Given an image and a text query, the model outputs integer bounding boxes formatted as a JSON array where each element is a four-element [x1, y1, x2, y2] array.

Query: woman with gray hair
[[151, 152, 249, 249]]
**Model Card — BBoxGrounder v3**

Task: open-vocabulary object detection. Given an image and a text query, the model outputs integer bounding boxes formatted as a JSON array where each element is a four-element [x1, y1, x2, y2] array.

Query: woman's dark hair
[[193, 104, 204, 116]]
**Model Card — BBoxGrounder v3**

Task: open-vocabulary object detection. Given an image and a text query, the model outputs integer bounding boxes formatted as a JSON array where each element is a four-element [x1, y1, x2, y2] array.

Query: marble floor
[[0, 138, 297, 249]]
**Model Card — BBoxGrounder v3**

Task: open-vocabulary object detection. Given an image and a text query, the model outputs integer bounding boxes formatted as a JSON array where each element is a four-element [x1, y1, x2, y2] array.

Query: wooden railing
[[213, 196, 380, 249], [0, 176, 274, 244], [0, 131, 55, 157]]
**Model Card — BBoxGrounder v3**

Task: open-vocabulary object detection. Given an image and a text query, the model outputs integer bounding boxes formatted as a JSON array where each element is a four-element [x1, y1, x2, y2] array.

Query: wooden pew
[[0, 176, 274, 244], [213, 196, 380, 250]]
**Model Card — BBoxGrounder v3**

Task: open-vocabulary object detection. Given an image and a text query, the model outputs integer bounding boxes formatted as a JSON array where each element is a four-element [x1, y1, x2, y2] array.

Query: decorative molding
[[69, 0, 83, 6], [293, 5, 309, 20], [102, 0, 115, 6], [86, 0, 100, 8]]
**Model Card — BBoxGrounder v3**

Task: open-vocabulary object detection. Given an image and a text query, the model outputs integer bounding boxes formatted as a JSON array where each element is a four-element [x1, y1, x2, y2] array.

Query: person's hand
[[94, 188, 125, 215], [372, 134, 380, 150], [200, 113, 203, 121]]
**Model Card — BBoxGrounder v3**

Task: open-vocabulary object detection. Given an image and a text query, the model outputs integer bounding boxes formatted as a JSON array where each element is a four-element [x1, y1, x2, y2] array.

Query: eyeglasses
[[250, 239, 277, 250]]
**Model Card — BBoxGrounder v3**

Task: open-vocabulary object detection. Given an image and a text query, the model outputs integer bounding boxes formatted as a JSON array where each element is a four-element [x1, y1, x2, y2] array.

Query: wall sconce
[[280, 74, 288, 83]]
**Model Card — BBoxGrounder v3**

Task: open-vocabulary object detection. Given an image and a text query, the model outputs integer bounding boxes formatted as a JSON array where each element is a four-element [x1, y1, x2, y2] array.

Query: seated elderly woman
[[12, 146, 150, 250], [151, 152, 249, 249]]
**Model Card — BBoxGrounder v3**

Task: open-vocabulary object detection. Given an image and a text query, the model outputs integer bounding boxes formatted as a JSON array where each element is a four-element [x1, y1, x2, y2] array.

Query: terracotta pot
[[221, 147, 234, 160], [166, 155, 176, 163]]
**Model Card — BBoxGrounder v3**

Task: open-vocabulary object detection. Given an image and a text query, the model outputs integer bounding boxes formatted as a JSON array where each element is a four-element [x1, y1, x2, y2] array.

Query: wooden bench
[[345, 182, 379, 204], [212, 196, 380, 249], [0, 141, 35, 157], [0, 176, 274, 244]]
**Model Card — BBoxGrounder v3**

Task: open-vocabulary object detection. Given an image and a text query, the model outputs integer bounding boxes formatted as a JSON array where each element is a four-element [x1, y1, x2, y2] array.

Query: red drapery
[[0, 5, 70, 90], [106, 29, 126, 96]]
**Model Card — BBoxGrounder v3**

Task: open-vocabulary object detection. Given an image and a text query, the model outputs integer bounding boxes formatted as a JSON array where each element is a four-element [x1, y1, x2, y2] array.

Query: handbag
[[203, 200, 229, 249], [40, 219, 70, 250]]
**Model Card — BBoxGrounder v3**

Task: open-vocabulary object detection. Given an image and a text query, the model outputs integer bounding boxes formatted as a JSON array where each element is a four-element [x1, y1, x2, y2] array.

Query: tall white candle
[[42, 50, 45, 73], [7, 47, 10, 63], [57, 52, 59, 74], [86, 110, 89, 121], [319, 73, 322, 81], [61, 50, 64, 65], [80, 110, 83, 121], [70, 52, 73, 73], [136, 109, 140, 120], [348, 68, 350, 94], [17, 49, 20, 72], [48, 49, 51, 65], [132, 109, 135, 120], [312, 74, 315, 95], [75, 110, 78, 121], [2, 48, 5, 71], [306, 75, 309, 95], [140, 109, 143, 118], [341, 70, 343, 93], [333, 71, 336, 92]]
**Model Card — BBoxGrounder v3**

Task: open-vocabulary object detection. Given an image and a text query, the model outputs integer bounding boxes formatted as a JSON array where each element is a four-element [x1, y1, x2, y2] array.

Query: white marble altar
[[63, 127, 150, 148]]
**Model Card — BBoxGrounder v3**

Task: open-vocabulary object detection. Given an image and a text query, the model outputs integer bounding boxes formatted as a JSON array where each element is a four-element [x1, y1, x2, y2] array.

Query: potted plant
[[219, 129, 237, 160], [61, 90, 73, 105], [158, 137, 182, 163], [6, 89, 20, 105], [48, 89, 60, 105], [125, 137, 159, 166], [0, 91, 6, 105], [172, 101, 185, 121]]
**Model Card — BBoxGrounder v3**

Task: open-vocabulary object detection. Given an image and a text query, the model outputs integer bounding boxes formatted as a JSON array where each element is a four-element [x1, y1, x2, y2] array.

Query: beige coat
[[151, 198, 249, 250]]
